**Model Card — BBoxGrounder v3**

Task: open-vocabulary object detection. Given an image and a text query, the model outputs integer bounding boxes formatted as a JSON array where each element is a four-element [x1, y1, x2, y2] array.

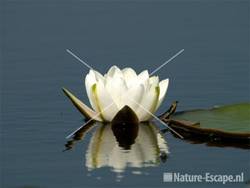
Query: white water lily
[[63, 66, 169, 122]]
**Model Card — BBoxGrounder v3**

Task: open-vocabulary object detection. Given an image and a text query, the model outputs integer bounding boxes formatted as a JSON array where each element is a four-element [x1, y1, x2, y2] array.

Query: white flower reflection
[[65, 121, 169, 173], [86, 123, 168, 173]]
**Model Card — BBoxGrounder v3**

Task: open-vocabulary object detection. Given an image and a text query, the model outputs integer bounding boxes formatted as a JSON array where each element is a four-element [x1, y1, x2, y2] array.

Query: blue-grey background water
[[1, 1, 250, 188]]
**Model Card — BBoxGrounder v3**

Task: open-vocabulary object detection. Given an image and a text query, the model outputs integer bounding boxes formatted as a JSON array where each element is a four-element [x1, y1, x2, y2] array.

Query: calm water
[[1, 1, 250, 188]]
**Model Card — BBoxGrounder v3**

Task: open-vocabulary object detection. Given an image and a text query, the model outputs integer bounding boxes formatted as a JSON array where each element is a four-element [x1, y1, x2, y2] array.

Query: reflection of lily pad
[[165, 103, 250, 146]]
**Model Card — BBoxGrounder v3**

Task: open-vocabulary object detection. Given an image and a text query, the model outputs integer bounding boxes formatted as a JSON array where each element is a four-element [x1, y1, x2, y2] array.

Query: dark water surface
[[1, 1, 250, 188]]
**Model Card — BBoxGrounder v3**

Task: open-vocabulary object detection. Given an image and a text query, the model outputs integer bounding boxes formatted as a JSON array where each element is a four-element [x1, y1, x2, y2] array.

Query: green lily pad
[[173, 103, 250, 134]]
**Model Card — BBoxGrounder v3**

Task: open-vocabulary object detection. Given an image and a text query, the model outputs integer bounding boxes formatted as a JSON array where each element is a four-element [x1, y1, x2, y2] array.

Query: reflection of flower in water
[[64, 105, 169, 175], [85, 122, 168, 173]]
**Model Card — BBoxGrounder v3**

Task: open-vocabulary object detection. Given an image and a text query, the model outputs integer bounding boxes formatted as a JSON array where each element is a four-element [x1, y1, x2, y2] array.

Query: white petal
[[85, 70, 97, 86], [138, 70, 149, 85], [155, 79, 169, 110], [85, 70, 99, 111], [138, 70, 149, 78], [149, 76, 159, 86], [105, 76, 128, 109], [92, 82, 119, 121], [136, 86, 160, 121], [122, 67, 138, 88], [93, 70, 104, 82], [107, 65, 123, 78], [142, 76, 159, 91], [122, 84, 144, 112]]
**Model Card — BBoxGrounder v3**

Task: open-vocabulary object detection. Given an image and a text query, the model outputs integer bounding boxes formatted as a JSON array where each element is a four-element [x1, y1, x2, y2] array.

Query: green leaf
[[62, 87, 102, 121], [173, 103, 250, 134]]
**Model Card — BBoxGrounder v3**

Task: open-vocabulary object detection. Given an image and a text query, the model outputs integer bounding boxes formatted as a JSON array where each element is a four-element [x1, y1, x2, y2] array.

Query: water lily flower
[[63, 66, 169, 122]]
